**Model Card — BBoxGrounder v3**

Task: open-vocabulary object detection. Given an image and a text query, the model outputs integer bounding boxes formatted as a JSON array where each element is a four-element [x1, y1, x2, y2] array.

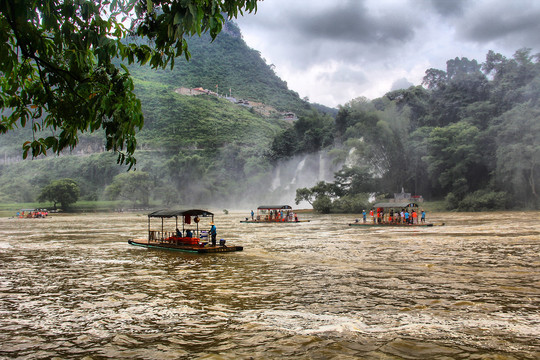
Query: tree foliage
[[37, 178, 80, 209], [0, 0, 257, 168], [104, 171, 152, 206], [295, 166, 374, 213], [313, 48, 540, 211], [269, 109, 334, 160]]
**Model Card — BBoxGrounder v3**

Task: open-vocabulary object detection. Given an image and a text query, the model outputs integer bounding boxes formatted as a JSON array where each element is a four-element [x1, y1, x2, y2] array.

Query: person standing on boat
[[362, 210, 366, 223], [209, 222, 217, 246], [421, 210, 426, 223], [251, 210, 254, 220]]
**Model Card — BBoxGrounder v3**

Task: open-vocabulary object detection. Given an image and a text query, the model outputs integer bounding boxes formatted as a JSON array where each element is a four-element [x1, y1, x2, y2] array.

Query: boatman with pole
[[209, 222, 217, 246]]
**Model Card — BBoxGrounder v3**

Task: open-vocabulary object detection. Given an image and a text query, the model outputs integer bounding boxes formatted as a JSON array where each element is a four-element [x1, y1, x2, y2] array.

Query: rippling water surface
[[0, 211, 539, 359]]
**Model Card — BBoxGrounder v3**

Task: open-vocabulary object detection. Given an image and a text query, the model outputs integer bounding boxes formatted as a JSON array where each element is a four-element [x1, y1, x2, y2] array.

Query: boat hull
[[128, 239, 243, 253], [349, 222, 444, 227]]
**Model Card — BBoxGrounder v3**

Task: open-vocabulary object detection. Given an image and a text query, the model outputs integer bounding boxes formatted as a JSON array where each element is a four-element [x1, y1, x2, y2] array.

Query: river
[[0, 211, 538, 359]]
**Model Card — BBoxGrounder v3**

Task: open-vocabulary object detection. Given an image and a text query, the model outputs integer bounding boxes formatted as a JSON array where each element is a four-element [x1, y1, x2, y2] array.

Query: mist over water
[[0, 211, 538, 359]]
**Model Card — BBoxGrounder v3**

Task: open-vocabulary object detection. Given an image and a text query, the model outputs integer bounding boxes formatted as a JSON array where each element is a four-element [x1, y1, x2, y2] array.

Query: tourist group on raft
[[361, 208, 426, 224], [249, 209, 299, 222], [17, 209, 49, 218]]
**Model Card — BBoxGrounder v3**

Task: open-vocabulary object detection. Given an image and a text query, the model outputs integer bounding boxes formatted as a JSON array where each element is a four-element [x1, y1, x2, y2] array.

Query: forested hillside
[[295, 49, 540, 212], [0, 21, 329, 207], [0, 19, 538, 211]]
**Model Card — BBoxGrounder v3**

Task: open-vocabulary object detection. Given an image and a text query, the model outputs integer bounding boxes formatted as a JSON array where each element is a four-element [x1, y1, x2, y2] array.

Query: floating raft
[[348, 222, 444, 227], [240, 220, 310, 223], [128, 239, 243, 253]]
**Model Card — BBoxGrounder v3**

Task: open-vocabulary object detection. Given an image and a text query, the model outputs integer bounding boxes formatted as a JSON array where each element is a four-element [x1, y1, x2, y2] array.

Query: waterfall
[[318, 151, 325, 180], [290, 157, 306, 185], [345, 147, 356, 167], [271, 167, 281, 190]]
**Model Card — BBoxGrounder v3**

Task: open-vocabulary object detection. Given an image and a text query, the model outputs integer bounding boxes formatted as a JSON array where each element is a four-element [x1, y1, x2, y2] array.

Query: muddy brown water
[[0, 211, 538, 359]]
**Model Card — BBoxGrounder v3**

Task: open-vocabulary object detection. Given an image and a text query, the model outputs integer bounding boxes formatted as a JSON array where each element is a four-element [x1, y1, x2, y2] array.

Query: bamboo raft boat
[[348, 222, 444, 227], [128, 238, 243, 253], [240, 205, 310, 223], [128, 209, 243, 254], [348, 202, 444, 228]]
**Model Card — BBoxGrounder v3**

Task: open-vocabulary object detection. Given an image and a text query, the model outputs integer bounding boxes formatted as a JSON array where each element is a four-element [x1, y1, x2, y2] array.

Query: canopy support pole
[[148, 216, 151, 241]]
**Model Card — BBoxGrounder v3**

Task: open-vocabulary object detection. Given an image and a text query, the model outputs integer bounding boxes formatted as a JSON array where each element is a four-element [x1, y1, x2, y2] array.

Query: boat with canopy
[[240, 205, 310, 223], [128, 209, 243, 253], [349, 202, 444, 227]]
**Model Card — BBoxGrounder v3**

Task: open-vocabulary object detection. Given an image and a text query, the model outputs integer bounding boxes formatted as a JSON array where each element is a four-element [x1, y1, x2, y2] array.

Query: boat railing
[[149, 230, 176, 242], [149, 230, 208, 243]]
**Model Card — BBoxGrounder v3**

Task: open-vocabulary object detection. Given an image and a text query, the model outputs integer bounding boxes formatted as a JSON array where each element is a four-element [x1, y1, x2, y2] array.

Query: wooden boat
[[128, 209, 243, 253], [348, 202, 443, 227], [240, 205, 310, 223]]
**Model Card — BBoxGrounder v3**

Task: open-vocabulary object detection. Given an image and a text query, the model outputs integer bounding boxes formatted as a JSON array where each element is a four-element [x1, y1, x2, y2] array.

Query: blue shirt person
[[209, 223, 217, 246]]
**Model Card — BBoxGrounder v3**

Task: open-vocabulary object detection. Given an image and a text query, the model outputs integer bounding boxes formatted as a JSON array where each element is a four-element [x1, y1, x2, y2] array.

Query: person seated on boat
[[176, 228, 182, 237], [186, 229, 193, 238]]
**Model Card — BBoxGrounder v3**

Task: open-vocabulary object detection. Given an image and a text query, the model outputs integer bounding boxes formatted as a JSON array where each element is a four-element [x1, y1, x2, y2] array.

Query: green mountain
[[131, 21, 310, 114], [0, 21, 334, 208]]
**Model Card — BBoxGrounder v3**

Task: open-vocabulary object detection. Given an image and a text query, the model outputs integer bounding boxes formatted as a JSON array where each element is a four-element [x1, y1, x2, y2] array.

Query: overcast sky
[[235, 0, 540, 108]]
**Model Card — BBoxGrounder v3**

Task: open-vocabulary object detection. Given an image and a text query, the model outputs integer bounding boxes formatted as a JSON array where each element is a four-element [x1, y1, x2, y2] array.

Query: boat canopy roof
[[257, 205, 293, 210], [373, 202, 419, 209], [148, 209, 214, 218]]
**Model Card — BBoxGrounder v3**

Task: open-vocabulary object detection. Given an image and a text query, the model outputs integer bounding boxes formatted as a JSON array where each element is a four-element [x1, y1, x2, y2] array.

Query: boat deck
[[128, 239, 243, 253]]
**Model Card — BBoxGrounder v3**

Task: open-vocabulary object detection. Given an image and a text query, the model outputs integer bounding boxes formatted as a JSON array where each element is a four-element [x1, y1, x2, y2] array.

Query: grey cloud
[[457, 6, 540, 48], [425, 0, 468, 17], [295, 1, 416, 44], [317, 67, 368, 85], [236, 0, 540, 107], [237, 0, 424, 71]]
